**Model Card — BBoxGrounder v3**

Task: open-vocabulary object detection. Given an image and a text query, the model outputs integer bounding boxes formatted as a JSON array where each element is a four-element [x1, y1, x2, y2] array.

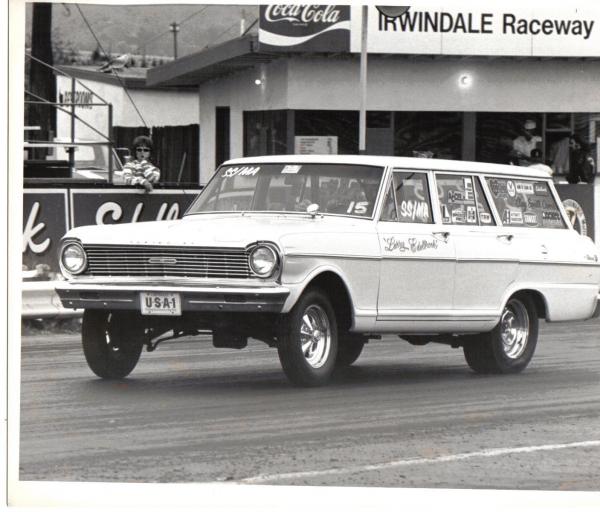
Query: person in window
[[511, 119, 542, 165], [528, 149, 554, 177], [122, 135, 160, 192], [567, 136, 596, 184]]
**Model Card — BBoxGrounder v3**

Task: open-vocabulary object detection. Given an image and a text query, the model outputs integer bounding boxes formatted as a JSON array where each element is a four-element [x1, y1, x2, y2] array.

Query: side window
[[436, 174, 479, 226], [393, 171, 432, 224], [474, 177, 496, 226], [380, 179, 398, 221], [485, 177, 566, 229]]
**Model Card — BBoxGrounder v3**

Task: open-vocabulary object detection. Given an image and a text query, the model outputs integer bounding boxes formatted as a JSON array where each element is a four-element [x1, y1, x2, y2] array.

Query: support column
[[230, 107, 243, 160], [286, 110, 295, 154], [198, 88, 215, 185], [462, 112, 477, 161]]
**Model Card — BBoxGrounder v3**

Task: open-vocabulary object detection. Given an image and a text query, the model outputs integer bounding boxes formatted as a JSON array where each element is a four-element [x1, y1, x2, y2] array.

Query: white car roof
[[223, 154, 550, 179]]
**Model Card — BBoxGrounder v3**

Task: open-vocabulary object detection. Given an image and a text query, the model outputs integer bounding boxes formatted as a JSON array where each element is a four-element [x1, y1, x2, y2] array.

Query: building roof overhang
[[147, 35, 283, 87], [56, 65, 196, 91], [146, 33, 600, 88]]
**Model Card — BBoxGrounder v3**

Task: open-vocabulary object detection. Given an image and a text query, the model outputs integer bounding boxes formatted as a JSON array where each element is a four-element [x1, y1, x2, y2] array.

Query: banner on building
[[350, 6, 600, 57], [258, 5, 350, 52], [69, 189, 197, 228], [23, 190, 69, 273]]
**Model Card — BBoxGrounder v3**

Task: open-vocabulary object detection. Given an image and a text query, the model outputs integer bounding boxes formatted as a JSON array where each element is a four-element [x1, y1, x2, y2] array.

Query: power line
[[202, 21, 240, 50], [140, 6, 210, 49], [241, 18, 258, 37], [75, 3, 148, 128]]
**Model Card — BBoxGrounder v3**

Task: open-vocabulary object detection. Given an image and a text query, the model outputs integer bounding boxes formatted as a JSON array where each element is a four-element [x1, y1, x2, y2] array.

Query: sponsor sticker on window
[[222, 166, 261, 178], [486, 177, 565, 230], [282, 165, 302, 174]]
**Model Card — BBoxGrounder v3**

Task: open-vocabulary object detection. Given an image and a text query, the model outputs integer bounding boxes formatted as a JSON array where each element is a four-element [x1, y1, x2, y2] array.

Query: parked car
[[55, 155, 600, 386]]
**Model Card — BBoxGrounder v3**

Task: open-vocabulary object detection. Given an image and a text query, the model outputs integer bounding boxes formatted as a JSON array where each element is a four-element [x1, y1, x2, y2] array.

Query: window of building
[[394, 112, 462, 160], [476, 113, 543, 165], [243, 110, 288, 157], [295, 110, 359, 154]]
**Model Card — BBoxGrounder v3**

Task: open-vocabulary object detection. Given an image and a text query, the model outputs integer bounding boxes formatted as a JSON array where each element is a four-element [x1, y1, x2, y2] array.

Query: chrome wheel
[[500, 299, 530, 359], [299, 305, 332, 369]]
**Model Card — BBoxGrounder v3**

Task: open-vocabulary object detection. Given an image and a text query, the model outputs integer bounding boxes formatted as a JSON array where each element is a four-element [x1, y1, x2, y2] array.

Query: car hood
[[65, 213, 375, 249]]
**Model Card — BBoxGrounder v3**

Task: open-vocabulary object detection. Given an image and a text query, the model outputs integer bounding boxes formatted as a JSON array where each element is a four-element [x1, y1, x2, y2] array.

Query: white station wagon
[[56, 155, 600, 386]]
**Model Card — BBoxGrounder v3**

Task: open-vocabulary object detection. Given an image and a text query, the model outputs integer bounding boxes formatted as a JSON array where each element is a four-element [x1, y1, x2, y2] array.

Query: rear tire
[[277, 288, 338, 387], [82, 310, 145, 379], [463, 295, 538, 374]]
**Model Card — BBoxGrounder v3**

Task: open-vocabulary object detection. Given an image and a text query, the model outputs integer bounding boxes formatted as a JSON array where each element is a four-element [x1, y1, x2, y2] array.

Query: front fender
[[280, 256, 379, 327]]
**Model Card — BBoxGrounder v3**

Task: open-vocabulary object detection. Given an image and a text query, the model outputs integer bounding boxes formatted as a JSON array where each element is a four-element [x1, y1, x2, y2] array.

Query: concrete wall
[[287, 56, 600, 112]]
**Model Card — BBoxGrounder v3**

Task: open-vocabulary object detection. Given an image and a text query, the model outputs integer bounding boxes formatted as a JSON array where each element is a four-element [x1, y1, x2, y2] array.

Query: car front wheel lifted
[[82, 310, 145, 379], [277, 288, 338, 386]]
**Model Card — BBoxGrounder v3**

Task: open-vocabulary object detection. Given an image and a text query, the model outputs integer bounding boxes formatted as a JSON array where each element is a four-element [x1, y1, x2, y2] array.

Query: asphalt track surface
[[18, 317, 600, 490]]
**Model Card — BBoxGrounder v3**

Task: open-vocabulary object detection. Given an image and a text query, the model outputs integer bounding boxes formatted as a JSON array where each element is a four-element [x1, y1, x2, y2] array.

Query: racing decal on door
[[382, 236, 439, 254]]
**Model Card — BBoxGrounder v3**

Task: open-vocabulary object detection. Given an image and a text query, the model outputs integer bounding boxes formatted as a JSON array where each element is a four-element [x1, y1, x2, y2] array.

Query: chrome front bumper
[[55, 281, 290, 313], [23, 280, 82, 319]]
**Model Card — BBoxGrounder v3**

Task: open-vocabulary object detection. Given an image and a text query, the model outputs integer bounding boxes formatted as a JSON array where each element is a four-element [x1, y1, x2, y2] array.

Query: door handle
[[497, 234, 514, 242], [432, 231, 450, 243]]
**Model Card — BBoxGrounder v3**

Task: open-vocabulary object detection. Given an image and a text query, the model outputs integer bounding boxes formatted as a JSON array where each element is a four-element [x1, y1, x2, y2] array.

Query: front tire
[[277, 288, 338, 386], [336, 335, 365, 367], [463, 295, 538, 374], [82, 310, 145, 379]]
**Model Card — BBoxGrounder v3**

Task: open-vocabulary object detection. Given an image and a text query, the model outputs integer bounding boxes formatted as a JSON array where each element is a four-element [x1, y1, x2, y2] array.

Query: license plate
[[140, 292, 181, 316]]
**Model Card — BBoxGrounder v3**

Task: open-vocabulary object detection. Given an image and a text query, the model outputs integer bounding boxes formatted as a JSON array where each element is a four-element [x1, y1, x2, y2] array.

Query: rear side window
[[392, 171, 433, 224], [436, 174, 480, 226], [474, 177, 496, 226], [485, 177, 566, 229]]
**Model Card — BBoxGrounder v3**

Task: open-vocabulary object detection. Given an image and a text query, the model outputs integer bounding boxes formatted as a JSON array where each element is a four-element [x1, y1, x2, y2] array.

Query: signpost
[[359, 6, 410, 154]]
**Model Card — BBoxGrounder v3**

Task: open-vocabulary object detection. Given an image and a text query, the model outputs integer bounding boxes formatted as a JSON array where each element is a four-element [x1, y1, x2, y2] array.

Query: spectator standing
[[567, 136, 596, 184], [122, 135, 160, 192]]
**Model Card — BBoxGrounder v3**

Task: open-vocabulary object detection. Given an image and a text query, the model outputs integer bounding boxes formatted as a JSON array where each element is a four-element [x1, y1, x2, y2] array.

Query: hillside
[[26, 3, 259, 59]]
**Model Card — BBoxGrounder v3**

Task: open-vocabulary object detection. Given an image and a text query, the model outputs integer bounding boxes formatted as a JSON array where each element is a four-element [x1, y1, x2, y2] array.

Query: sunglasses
[[136, 147, 151, 152]]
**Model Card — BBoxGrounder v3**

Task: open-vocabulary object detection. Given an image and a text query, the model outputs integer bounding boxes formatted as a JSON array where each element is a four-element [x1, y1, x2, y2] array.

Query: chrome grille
[[83, 244, 252, 279]]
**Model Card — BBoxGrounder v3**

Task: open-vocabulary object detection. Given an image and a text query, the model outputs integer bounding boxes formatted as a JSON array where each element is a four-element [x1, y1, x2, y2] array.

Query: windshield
[[187, 163, 385, 218]]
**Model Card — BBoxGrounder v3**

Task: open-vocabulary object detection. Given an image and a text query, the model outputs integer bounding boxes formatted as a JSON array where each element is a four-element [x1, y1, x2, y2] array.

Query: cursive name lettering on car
[[383, 236, 438, 253]]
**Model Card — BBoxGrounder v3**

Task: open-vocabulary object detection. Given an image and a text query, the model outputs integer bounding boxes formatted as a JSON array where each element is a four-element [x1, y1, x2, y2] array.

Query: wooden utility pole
[[28, 2, 56, 144], [170, 22, 180, 59]]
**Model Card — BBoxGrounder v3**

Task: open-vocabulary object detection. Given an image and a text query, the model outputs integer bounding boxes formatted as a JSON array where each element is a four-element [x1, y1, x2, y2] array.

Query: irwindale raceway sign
[[258, 5, 600, 57]]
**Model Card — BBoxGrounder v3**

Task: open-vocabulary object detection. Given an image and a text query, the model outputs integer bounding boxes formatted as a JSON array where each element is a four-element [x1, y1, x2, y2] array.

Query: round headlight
[[249, 245, 278, 277], [60, 242, 87, 275]]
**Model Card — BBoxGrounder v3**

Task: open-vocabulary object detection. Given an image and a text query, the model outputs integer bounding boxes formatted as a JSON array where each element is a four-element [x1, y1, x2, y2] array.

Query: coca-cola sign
[[259, 5, 350, 52]]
